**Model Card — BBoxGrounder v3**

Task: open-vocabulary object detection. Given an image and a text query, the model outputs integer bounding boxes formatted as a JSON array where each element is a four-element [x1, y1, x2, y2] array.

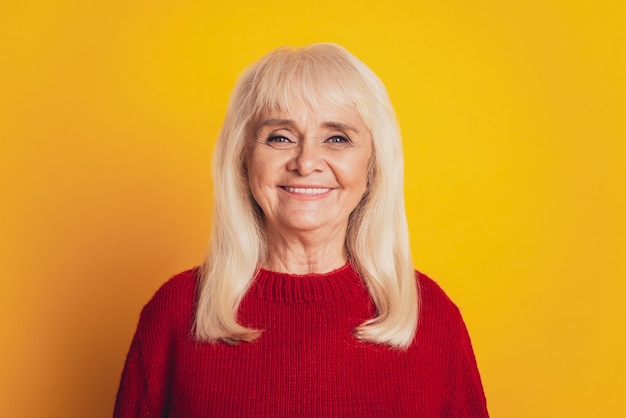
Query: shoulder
[[137, 268, 199, 335], [149, 268, 198, 304], [116, 269, 199, 416], [414, 271, 489, 415], [414, 270, 466, 335], [416, 271, 460, 314]]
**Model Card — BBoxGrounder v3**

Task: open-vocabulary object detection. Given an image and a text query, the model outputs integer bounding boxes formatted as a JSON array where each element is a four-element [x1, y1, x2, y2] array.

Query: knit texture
[[114, 264, 488, 417]]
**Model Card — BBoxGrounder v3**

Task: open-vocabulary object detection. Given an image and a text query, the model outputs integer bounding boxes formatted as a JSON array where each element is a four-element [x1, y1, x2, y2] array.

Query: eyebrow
[[258, 118, 358, 132], [258, 118, 295, 127]]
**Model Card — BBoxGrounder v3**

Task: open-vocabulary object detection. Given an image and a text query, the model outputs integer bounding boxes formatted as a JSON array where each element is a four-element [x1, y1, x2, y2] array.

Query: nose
[[287, 141, 325, 176]]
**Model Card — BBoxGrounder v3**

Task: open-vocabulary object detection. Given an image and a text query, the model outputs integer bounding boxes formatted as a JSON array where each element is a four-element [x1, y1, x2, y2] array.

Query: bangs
[[245, 45, 373, 126]]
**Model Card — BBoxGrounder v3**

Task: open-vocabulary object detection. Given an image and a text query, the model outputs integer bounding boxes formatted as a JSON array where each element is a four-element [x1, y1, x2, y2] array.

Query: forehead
[[255, 103, 368, 133]]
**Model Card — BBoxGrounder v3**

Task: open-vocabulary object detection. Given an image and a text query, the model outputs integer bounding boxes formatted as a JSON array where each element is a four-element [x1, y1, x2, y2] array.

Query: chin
[[279, 217, 333, 233]]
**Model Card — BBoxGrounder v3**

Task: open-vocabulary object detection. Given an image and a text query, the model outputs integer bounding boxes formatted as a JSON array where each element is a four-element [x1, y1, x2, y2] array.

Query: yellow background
[[1, 1, 624, 417]]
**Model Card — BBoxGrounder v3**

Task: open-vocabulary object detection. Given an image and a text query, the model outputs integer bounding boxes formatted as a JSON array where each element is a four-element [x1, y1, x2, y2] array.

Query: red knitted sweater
[[114, 264, 488, 417]]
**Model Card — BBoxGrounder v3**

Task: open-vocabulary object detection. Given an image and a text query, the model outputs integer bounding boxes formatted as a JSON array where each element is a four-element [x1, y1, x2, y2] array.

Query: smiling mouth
[[281, 186, 332, 195]]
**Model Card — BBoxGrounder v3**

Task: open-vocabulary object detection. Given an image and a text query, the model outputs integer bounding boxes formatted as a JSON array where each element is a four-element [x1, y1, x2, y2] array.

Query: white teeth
[[283, 187, 330, 195]]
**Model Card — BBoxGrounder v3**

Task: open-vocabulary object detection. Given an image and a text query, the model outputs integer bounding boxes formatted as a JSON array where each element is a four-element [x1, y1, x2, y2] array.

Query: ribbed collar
[[249, 262, 367, 303]]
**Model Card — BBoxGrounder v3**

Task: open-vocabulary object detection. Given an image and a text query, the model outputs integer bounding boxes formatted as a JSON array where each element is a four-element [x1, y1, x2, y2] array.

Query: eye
[[267, 135, 292, 143], [326, 135, 350, 144]]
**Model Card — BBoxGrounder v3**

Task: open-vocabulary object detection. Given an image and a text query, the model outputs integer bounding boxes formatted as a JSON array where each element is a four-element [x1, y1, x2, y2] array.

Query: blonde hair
[[195, 43, 418, 349]]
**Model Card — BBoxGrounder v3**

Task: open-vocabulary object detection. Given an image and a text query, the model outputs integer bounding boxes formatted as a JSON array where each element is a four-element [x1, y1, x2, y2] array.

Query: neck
[[263, 227, 348, 274]]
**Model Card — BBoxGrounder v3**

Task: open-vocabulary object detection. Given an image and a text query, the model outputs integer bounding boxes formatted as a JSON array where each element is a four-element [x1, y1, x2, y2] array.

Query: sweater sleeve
[[113, 300, 173, 418], [113, 319, 152, 418], [453, 316, 489, 418], [113, 271, 196, 418], [418, 273, 488, 418]]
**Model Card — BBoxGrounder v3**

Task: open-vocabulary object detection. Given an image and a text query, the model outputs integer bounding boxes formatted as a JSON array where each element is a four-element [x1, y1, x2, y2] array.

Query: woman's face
[[246, 103, 372, 239]]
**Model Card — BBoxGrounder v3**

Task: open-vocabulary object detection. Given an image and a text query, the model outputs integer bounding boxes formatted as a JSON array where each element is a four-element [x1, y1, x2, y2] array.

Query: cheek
[[246, 153, 278, 204], [246, 149, 265, 181], [341, 153, 371, 191], [248, 159, 271, 186]]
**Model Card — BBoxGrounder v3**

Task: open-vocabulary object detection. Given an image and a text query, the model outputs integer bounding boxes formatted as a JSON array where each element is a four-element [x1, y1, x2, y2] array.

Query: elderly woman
[[115, 43, 488, 417]]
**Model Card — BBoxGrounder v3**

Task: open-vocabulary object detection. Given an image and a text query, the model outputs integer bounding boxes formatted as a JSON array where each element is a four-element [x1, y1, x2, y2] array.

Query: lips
[[281, 186, 332, 195]]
